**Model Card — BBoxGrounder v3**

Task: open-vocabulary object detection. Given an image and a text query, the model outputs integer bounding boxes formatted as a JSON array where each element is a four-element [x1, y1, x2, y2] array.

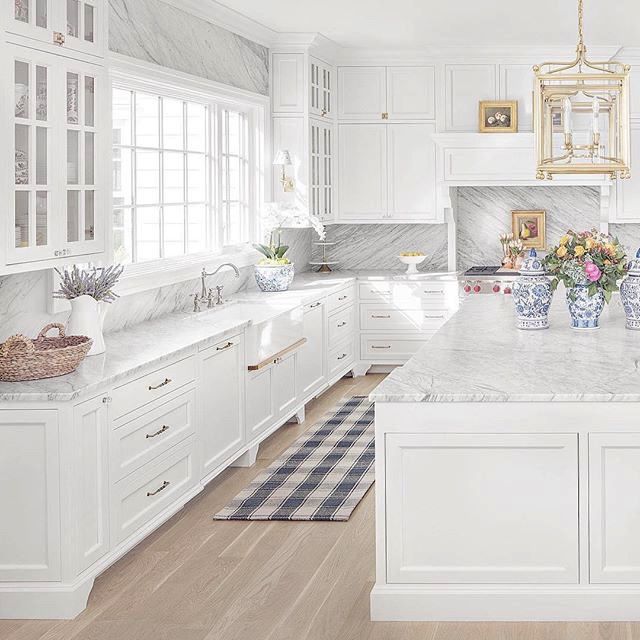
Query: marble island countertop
[[370, 294, 640, 403]]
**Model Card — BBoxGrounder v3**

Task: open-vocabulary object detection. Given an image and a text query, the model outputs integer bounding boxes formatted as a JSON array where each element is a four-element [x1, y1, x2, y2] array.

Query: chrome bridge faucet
[[193, 263, 240, 311]]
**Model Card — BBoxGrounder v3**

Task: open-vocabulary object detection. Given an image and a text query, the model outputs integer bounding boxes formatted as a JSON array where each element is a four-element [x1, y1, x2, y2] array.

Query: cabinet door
[[72, 395, 109, 573], [310, 119, 335, 222], [445, 64, 497, 131], [499, 64, 533, 131], [616, 122, 640, 221], [8, 47, 56, 264], [338, 124, 387, 220], [246, 364, 276, 441], [589, 433, 640, 583], [298, 300, 326, 401], [272, 53, 304, 115], [274, 351, 298, 417], [62, 59, 105, 258], [8, 0, 52, 45], [387, 123, 437, 221], [387, 66, 436, 120], [0, 410, 60, 581], [338, 67, 386, 120], [385, 433, 578, 584], [200, 338, 244, 479], [310, 58, 334, 118]]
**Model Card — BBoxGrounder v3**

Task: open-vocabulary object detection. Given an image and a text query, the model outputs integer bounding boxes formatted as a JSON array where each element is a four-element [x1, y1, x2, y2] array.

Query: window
[[112, 76, 264, 268]]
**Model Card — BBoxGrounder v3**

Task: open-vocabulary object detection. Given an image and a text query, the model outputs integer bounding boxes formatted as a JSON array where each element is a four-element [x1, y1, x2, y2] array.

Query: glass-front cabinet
[[8, 0, 104, 58], [8, 44, 104, 266]]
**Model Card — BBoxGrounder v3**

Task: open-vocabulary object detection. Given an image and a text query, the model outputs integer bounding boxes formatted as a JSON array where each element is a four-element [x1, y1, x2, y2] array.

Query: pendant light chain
[[578, 0, 584, 48]]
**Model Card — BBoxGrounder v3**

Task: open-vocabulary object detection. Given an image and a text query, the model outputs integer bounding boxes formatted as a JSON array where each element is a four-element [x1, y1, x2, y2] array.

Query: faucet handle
[[206, 288, 215, 309], [216, 285, 224, 305], [191, 293, 201, 313]]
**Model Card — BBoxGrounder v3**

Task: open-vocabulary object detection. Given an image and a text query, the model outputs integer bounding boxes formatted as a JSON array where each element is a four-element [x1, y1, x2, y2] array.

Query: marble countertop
[[370, 294, 640, 403]]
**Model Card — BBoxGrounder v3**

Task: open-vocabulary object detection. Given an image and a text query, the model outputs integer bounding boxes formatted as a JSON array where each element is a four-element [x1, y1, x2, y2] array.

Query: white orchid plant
[[254, 202, 326, 266]]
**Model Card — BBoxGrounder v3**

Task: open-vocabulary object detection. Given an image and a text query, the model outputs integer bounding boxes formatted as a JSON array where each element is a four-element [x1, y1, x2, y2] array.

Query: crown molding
[[161, 0, 277, 47]]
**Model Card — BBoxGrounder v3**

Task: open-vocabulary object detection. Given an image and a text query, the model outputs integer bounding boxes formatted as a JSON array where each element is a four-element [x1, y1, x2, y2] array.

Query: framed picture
[[512, 210, 546, 250], [479, 100, 518, 133]]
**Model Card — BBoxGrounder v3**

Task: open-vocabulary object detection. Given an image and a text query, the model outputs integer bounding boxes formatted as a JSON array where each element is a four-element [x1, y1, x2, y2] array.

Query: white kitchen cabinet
[[271, 52, 305, 115], [385, 432, 579, 584], [310, 57, 334, 118], [274, 351, 298, 417], [589, 433, 640, 583], [614, 122, 640, 221], [387, 123, 437, 220], [246, 363, 276, 441], [199, 337, 244, 480], [5, 42, 107, 272], [499, 64, 533, 132], [338, 124, 387, 220], [0, 410, 61, 581], [338, 66, 387, 120], [298, 299, 326, 402], [386, 66, 436, 120], [8, 0, 106, 58], [72, 396, 109, 574], [310, 119, 334, 223], [445, 63, 498, 131]]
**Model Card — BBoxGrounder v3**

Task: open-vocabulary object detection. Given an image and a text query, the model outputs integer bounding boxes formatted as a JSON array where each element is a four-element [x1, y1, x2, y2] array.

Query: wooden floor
[[2, 373, 638, 640]]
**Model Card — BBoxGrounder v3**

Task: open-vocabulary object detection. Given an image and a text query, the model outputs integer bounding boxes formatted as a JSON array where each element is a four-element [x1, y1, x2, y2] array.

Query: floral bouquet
[[543, 230, 627, 303]]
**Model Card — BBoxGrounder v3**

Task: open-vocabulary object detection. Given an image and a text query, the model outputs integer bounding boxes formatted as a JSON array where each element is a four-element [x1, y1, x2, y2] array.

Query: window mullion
[[183, 100, 188, 255], [158, 96, 164, 260], [131, 90, 138, 264]]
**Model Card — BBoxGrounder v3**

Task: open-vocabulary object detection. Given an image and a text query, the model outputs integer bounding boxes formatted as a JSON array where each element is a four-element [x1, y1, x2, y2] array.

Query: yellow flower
[[557, 246, 568, 258], [585, 237, 596, 250], [559, 235, 570, 246], [605, 243, 616, 254], [574, 245, 585, 257]]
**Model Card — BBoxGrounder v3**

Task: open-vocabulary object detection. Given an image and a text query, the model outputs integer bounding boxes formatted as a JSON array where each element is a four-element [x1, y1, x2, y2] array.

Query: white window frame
[[108, 53, 269, 296]]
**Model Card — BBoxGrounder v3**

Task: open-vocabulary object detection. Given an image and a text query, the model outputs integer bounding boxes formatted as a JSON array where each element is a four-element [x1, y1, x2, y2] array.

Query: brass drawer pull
[[337, 353, 348, 360], [147, 480, 170, 497], [371, 314, 391, 319], [372, 345, 391, 350], [216, 342, 233, 351], [146, 425, 170, 439], [337, 321, 348, 327], [148, 378, 172, 391]]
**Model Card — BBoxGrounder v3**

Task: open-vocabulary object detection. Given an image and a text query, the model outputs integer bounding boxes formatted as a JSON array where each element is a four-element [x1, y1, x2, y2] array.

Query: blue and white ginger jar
[[620, 248, 640, 330], [512, 249, 553, 330], [254, 263, 295, 292], [566, 283, 605, 330]]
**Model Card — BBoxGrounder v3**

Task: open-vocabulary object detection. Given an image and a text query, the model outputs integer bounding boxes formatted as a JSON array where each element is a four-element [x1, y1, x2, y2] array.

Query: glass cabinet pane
[[36, 191, 47, 245], [36, 0, 47, 27], [15, 125, 29, 184], [14, 192, 29, 247], [84, 191, 94, 240], [67, 0, 79, 37], [67, 191, 79, 241], [67, 130, 79, 184], [15, 61, 29, 119], [36, 126, 47, 184], [84, 4, 94, 42], [84, 76, 95, 126], [67, 73, 79, 124], [36, 66, 47, 121], [85, 132, 94, 184], [15, 0, 28, 22]]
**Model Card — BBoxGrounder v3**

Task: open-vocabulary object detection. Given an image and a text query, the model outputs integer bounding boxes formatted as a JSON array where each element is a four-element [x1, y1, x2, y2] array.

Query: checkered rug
[[213, 396, 375, 521]]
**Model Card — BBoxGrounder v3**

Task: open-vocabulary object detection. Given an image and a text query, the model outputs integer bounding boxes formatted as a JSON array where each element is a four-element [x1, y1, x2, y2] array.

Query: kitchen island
[[370, 294, 640, 621]]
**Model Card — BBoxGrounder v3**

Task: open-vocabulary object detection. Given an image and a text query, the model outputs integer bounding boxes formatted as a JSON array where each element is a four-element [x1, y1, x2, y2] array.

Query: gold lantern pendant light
[[533, 0, 631, 180]]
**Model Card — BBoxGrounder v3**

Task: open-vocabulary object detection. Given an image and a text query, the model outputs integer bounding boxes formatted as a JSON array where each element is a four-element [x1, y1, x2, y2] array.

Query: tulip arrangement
[[543, 230, 627, 303]]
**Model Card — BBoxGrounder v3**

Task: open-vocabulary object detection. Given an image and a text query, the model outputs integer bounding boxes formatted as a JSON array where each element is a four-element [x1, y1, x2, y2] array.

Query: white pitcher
[[66, 295, 108, 356]]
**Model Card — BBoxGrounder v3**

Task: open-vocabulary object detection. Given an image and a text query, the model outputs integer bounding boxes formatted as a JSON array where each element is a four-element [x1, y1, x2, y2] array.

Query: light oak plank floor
[[1, 373, 634, 640]]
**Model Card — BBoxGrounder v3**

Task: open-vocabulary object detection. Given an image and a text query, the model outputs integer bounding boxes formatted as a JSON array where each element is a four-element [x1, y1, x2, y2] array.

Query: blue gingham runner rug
[[214, 396, 374, 521]]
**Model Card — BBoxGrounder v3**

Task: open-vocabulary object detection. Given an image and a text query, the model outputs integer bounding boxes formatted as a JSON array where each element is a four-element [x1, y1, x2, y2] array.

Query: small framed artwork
[[479, 100, 518, 133], [512, 210, 546, 250]]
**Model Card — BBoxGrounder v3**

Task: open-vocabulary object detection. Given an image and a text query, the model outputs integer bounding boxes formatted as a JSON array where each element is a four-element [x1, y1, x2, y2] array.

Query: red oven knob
[[463, 283, 471, 293], [503, 285, 512, 295], [492, 283, 501, 293], [473, 284, 481, 294]]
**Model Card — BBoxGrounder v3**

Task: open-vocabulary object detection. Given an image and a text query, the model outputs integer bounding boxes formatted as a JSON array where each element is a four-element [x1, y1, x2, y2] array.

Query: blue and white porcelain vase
[[566, 283, 605, 330], [254, 263, 295, 292], [512, 249, 553, 330], [620, 248, 640, 330]]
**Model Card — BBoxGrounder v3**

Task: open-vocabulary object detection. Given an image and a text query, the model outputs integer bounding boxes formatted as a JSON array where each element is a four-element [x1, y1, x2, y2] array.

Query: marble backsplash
[[455, 186, 601, 271], [108, 0, 269, 95], [311, 224, 449, 272], [0, 229, 312, 342]]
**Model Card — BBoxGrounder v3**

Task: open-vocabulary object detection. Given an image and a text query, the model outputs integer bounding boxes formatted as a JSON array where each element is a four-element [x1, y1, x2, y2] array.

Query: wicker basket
[[0, 323, 93, 382]]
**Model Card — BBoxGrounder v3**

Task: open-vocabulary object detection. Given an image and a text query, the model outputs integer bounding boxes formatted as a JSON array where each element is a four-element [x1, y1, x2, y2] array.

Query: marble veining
[[456, 186, 601, 271], [370, 293, 640, 403], [108, 0, 269, 95], [610, 224, 640, 257], [312, 224, 449, 272]]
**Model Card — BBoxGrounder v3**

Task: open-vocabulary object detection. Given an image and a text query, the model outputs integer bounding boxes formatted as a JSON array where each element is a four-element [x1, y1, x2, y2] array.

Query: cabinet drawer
[[111, 388, 196, 481], [361, 335, 434, 361], [328, 285, 356, 314], [359, 281, 455, 304], [112, 439, 196, 545], [360, 305, 449, 332], [329, 306, 355, 344], [328, 340, 355, 378], [111, 356, 196, 420]]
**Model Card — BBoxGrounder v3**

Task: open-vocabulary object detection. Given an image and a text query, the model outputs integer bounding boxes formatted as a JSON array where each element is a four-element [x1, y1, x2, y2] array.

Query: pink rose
[[585, 262, 601, 281]]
